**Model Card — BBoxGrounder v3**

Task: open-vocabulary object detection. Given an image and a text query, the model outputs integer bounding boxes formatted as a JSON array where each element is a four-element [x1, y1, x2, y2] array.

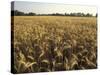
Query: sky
[[12, 1, 97, 16]]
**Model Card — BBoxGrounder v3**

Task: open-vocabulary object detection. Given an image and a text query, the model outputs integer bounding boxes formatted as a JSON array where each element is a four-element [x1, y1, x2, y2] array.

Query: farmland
[[12, 16, 97, 73]]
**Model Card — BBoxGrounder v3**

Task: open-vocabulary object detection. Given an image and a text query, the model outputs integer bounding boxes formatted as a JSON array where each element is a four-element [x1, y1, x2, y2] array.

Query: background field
[[12, 16, 97, 73]]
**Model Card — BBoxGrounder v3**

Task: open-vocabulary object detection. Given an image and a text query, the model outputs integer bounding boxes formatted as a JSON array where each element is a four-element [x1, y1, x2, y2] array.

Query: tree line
[[11, 10, 97, 17]]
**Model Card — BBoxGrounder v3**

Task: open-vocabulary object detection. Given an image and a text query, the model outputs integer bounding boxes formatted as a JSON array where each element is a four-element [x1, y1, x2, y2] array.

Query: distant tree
[[13, 10, 25, 16], [96, 13, 98, 17], [77, 13, 82, 16], [11, 10, 93, 17], [11, 10, 37, 16], [86, 13, 92, 17], [65, 13, 69, 16], [28, 12, 36, 16]]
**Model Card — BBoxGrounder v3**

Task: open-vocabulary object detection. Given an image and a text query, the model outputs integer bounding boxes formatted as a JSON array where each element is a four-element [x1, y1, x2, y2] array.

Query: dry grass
[[12, 16, 97, 73]]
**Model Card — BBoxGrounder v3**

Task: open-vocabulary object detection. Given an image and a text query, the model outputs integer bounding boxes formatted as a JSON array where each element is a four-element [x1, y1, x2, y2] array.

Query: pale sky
[[12, 1, 97, 16]]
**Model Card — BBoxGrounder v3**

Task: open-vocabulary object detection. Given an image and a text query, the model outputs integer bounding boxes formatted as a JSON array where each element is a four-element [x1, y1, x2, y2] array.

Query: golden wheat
[[13, 16, 97, 73]]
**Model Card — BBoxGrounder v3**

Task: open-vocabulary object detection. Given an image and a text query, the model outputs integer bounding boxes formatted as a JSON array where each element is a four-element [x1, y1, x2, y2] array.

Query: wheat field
[[12, 16, 97, 73]]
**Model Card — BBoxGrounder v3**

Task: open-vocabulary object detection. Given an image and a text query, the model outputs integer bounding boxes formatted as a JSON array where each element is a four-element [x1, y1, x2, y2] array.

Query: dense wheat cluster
[[12, 16, 97, 73]]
